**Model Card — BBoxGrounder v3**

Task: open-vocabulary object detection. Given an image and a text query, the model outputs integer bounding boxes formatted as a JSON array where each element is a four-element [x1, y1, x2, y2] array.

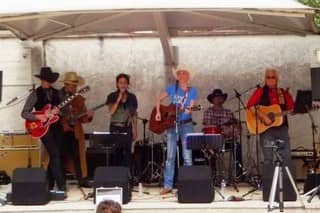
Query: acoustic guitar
[[149, 104, 202, 134], [245, 104, 293, 134], [25, 86, 90, 139]]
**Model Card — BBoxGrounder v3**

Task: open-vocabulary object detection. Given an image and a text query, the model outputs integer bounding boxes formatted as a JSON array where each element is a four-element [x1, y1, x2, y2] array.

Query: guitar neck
[[57, 86, 90, 109], [76, 103, 106, 118], [57, 93, 78, 109]]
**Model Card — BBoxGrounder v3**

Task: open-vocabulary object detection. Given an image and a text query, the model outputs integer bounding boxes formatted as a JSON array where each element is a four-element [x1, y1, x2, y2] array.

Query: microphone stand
[[3, 85, 35, 106], [175, 81, 180, 169]]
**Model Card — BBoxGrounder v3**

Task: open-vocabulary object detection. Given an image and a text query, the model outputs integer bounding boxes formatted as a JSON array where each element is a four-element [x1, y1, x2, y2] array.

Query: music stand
[[186, 133, 225, 199], [91, 132, 129, 166]]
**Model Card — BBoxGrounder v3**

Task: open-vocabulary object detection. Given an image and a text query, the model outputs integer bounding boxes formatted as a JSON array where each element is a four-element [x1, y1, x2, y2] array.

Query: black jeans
[[41, 124, 65, 190], [109, 125, 132, 169], [61, 131, 83, 182], [260, 126, 295, 175]]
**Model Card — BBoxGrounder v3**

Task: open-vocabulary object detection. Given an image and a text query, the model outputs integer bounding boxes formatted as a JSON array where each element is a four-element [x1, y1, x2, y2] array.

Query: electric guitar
[[245, 104, 319, 134], [149, 104, 202, 134], [25, 86, 90, 139]]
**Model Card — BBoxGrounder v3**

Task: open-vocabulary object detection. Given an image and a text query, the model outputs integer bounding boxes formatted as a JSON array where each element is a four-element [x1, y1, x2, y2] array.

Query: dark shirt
[[21, 87, 60, 121], [106, 90, 138, 126]]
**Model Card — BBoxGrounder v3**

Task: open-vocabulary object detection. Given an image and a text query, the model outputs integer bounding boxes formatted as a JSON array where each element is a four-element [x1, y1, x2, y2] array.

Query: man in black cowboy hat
[[203, 89, 242, 183], [21, 67, 65, 191]]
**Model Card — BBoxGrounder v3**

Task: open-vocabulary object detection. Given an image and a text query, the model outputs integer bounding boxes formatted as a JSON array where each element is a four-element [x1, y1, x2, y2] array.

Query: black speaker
[[93, 166, 131, 204], [262, 164, 297, 201], [304, 173, 320, 194], [12, 168, 49, 205], [311, 67, 320, 101], [177, 166, 214, 203]]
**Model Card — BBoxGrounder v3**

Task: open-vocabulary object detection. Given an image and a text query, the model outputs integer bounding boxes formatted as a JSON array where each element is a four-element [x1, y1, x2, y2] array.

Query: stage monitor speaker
[[177, 166, 214, 203], [311, 67, 320, 101], [93, 166, 131, 204], [12, 168, 49, 205], [262, 164, 297, 201]]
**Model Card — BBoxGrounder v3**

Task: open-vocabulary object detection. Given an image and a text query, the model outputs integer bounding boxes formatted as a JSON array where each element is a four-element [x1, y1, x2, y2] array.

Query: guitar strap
[[180, 87, 190, 109], [277, 88, 285, 106]]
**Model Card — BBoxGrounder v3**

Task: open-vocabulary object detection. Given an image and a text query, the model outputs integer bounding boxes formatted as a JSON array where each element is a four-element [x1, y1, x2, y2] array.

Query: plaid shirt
[[203, 107, 236, 138]]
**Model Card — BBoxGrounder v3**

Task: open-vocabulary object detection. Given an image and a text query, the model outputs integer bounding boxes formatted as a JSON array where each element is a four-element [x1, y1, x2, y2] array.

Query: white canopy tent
[[0, 0, 317, 65]]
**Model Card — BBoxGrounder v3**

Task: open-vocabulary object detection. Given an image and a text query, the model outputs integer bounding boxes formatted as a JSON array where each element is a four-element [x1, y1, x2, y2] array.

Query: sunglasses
[[266, 76, 276, 79]]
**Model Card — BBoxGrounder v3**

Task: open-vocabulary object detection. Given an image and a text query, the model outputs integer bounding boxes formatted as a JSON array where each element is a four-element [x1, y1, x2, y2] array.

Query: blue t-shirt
[[165, 84, 198, 121]]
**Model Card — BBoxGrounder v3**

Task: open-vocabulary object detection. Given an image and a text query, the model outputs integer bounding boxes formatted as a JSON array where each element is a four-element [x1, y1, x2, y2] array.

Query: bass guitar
[[149, 104, 202, 134], [25, 86, 90, 138]]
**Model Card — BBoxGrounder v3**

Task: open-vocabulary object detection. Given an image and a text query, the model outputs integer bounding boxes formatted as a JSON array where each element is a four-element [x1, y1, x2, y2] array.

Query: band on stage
[[21, 65, 298, 197]]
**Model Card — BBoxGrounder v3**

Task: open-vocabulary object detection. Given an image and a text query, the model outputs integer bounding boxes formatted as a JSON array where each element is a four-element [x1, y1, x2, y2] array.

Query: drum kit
[[133, 116, 257, 190]]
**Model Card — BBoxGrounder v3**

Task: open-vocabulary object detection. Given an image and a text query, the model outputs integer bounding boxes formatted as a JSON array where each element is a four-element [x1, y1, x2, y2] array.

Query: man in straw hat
[[21, 66, 65, 191], [155, 64, 198, 195], [59, 71, 93, 188]]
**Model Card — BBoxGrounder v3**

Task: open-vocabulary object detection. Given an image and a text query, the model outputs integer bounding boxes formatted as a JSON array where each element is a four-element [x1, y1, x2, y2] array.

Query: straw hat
[[172, 64, 195, 80], [61, 71, 85, 86]]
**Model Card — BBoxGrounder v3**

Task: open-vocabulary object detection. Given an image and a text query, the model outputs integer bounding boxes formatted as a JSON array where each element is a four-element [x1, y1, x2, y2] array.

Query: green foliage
[[299, 0, 320, 29]]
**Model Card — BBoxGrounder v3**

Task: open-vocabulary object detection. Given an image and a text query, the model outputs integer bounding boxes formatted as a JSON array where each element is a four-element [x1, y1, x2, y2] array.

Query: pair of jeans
[[163, 122, 194, 189], [41, 124, 65, 190], [61, 131, 83, 183]]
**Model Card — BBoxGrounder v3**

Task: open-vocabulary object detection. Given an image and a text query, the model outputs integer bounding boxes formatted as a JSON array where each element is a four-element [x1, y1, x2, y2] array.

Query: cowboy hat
[[172, 64, 195, 80], [207, 89, 228, 103], [34, 67, 59, 83], [60, 71, 85, 86]]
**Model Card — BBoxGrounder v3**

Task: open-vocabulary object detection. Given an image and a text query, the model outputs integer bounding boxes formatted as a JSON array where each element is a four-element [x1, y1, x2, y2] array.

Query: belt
[[179, 119, 193, 125], [110, 122, 129, 127]]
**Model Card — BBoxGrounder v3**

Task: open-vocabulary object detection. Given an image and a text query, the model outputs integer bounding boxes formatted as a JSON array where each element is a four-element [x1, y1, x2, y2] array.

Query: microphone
[[256, 84, 261, 88], [6, 87, 34, 105], [175, 80, 179, 91], [6, 97, 18, 105]]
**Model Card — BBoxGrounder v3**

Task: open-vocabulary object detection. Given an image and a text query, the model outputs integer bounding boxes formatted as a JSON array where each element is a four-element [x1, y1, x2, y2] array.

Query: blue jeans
[[163, 122, 194, 189]]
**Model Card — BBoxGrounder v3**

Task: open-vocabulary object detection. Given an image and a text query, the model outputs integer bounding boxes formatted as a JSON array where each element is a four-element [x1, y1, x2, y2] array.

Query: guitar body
[[149, 104, 176, 134], [25, 104, 59, 139], [246, 104, 283, 134]]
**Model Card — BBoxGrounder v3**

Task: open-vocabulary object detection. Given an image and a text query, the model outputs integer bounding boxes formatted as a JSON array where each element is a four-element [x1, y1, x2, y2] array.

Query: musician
[[155, 65, 198, 195], [203, 89, 242, 179], [203, 89, 235, 137], [21, 67, 65, 191], [106, 73, 138, 168], [59, 72, 93, 187], [247, 68, 294, 170]]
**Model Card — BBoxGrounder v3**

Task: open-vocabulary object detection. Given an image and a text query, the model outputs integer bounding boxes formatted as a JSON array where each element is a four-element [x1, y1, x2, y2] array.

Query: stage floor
[[0, 181, 320, 213]]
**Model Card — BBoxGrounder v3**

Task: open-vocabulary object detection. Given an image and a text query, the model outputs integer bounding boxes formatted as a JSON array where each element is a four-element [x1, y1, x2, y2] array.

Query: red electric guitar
[[25, 86, 90, 139]]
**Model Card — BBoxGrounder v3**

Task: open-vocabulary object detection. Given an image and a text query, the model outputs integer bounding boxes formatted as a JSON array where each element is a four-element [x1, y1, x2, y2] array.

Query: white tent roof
[[0, 0, 316, 65], [0, 0, 313, 13]]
